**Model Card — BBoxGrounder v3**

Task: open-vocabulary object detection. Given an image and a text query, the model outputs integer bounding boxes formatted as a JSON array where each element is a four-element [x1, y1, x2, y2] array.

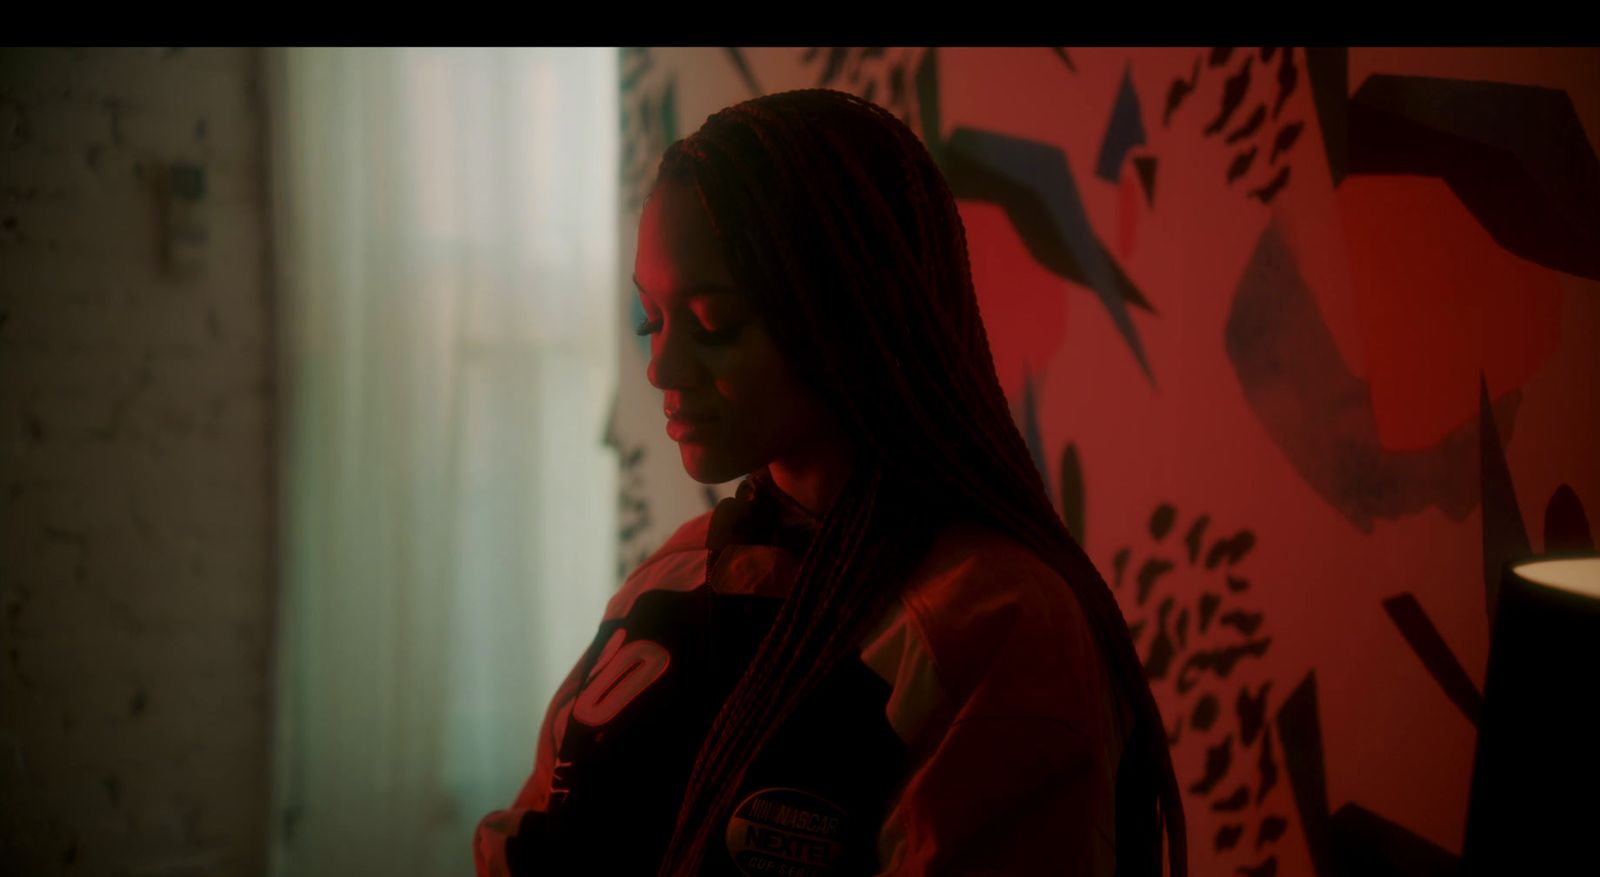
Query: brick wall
[[1, 47, 275, 877]]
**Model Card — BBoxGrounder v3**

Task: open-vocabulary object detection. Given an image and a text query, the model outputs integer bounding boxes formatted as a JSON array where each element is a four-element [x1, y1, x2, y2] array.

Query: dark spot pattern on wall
[[1164, 57, 1203, 127], [619, 48, 678, 215], [1247, 166, 1292, 204], [1239, 856, 1279, 877], [1145, 597, 1177, 679], [803, 47, 920, 130], [1214, 785, 1251, 812], [1226, 105, 1268, 145], [1258, 815, 1287, 848], [1203, 57, 1252, 137], [1271, 49, 1299, 120], [1227, 147, 1259, 184], [1237, 682, 1271, 744], [1113, 499, 1289, 873], [1270, 122, 1304, 164], [1165, 48, 1307, 203], [1218, 823, 1246, 851], [1190, 734, 1234, 795], [1137, 557, 1176, 606]]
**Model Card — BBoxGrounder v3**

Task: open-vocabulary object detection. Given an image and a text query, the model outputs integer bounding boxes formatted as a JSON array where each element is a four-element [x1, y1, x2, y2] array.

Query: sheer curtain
[[263, 47, 618, 877]]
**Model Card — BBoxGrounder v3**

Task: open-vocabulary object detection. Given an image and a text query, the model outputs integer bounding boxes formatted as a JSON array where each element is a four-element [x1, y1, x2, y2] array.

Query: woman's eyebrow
[[632, 275, 741, 300]]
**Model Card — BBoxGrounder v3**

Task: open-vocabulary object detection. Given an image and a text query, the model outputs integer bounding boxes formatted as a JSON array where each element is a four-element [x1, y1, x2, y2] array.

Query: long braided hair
[[653, 89, 1186, 877]]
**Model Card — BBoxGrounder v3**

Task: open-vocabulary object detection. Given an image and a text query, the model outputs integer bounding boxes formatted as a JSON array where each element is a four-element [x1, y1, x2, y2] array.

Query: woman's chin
[[678, 443, 749, 486]]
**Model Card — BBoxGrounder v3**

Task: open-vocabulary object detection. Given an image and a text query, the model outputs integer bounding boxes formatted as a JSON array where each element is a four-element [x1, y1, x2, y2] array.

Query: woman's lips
[[665, 409, 718, 442]]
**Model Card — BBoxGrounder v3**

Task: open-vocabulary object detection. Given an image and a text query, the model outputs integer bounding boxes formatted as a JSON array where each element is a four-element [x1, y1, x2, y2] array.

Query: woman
[[476, 88, 1186, 877]]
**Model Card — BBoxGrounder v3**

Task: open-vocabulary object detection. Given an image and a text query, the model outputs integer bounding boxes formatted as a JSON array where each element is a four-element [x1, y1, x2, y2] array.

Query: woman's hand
[[473, 807, 531, 877]]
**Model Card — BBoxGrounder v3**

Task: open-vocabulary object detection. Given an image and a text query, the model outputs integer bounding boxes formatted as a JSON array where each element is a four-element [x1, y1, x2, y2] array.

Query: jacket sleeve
[[472, 655, 587, 877], [875, 714, 1118, 876], [873, 528, 1126, 876], [472, 510, 719, 876]]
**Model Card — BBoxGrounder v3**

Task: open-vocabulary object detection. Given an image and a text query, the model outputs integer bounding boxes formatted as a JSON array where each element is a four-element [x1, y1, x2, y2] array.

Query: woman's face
[[633, 181, 841, 485]]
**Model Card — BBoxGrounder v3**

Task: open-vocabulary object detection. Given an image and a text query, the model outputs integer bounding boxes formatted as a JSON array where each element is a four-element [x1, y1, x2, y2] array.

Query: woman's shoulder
[[890, 519, 1108, 723], [900, 520, 1084, 623], [603, 509, 717, 621]]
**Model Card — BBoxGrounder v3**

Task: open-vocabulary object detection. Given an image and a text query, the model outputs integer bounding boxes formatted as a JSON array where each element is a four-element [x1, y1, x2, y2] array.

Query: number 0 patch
[[571, 629, 672, 726]]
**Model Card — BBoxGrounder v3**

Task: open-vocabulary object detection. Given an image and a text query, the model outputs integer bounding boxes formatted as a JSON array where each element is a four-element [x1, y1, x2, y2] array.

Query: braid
[[653, 89, 1186, 877]]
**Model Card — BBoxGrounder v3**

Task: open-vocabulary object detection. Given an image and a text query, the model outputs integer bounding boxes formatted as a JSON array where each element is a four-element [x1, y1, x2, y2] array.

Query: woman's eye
[[634, 316, 743, 346], [693, 325, 743, 346]]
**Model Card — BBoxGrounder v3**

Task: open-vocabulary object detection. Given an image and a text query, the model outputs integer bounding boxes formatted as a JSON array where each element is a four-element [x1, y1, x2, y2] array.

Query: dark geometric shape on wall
[[1543, 483, 1595, 552], [1225, 222, 1524, 532], [1479, 375, 1530, 622], [1059, 442, 1086, 544], [1133, 155, 1158, 206], [915, 47, 943, 153], [1330, 803, 1461, 877], [1277, 673, 1464, 877], [1096, 66, 1148, 183], [1021, 367, 1050, 494], [1052, 47, 1076, 73], [942, 125, 1157, 382], [1348, 75, 1600, 280], [1302, 47, 1349, 184], [722, 47, 762, 96], [1381, 592, 1482, 725], [1277, 673, 1334, 877]]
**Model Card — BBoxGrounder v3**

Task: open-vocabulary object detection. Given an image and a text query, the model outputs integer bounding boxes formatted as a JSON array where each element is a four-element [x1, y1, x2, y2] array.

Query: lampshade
[[1462, 553, 1600, 875]]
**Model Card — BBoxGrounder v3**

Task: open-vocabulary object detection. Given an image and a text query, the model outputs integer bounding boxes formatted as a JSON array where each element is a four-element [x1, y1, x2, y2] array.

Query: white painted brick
[[0, 46, 272, 877]]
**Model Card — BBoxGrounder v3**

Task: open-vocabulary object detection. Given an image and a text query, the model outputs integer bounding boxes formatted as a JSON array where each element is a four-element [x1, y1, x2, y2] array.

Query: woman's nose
[[646, 324, 705, 391]]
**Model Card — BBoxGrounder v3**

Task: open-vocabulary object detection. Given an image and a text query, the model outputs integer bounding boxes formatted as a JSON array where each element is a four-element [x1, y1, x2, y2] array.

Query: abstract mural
[[607, 47, 1600, 876]]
